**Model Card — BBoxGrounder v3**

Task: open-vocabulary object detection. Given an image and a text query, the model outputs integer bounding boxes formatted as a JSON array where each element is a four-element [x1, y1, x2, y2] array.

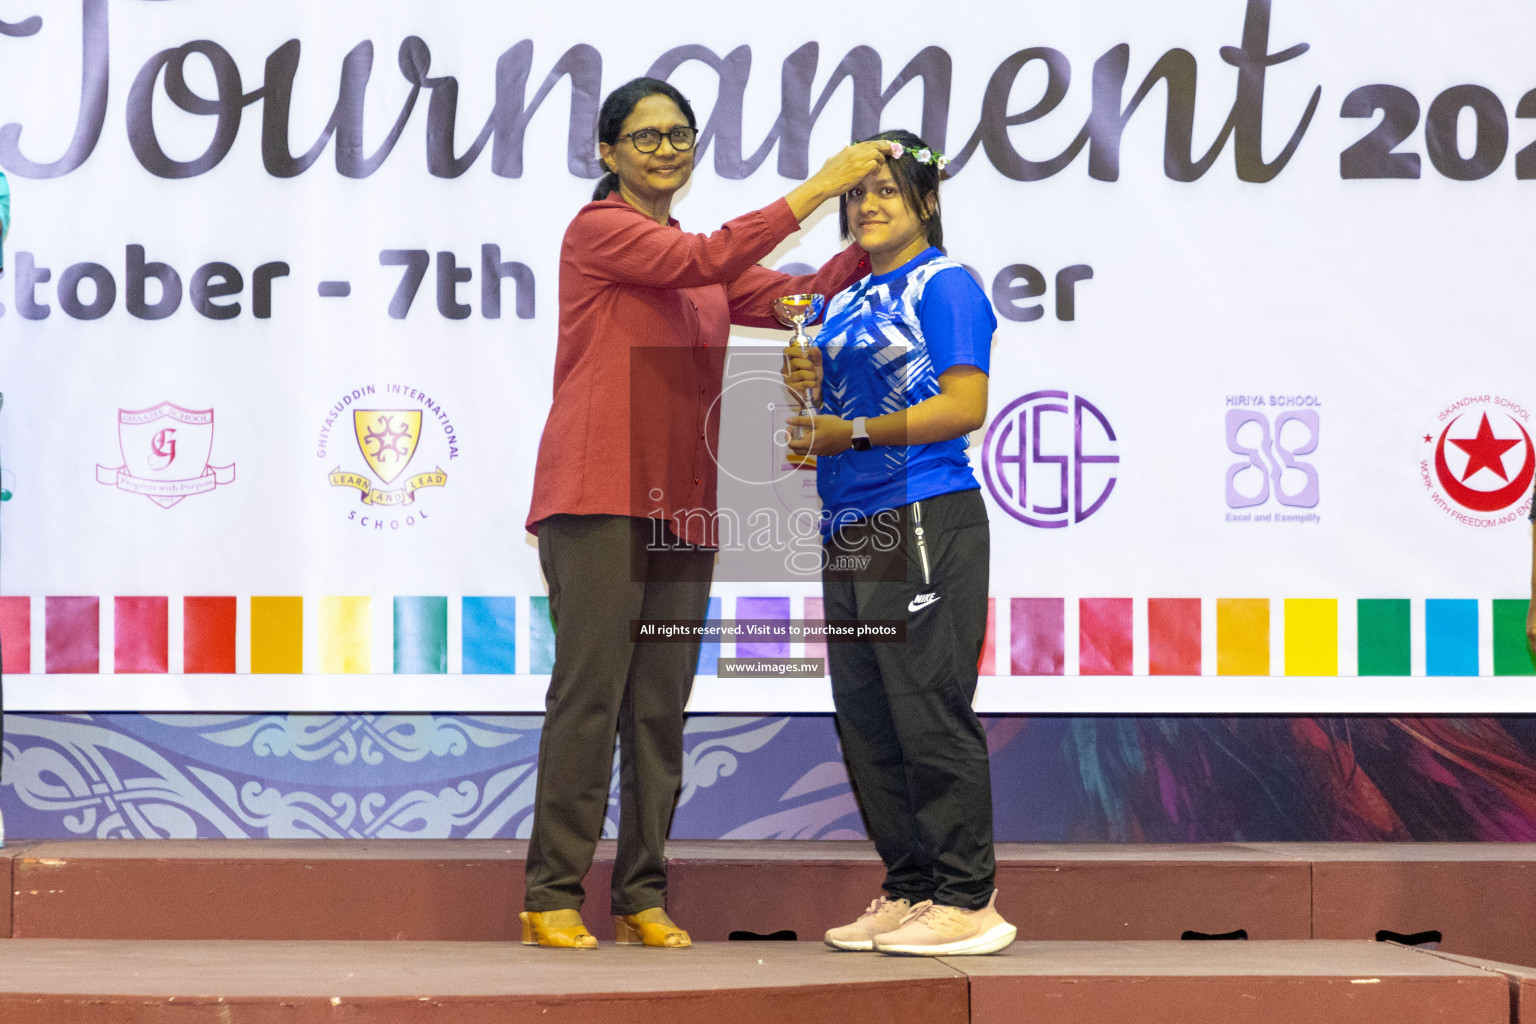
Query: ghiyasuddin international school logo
[[981, 390, 1119, 528], [1420, 394, 1534, 527], [318, 384, 459, 529], [95, 403, 235, 508]]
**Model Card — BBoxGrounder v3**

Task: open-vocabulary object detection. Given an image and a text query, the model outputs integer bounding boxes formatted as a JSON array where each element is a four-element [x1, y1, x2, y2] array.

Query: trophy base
[[785, 453, 817, 470]]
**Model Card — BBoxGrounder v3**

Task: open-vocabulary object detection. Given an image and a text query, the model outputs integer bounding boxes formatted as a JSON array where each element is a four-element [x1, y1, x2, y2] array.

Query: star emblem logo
[[1430, 406, 1534, 515], [1447, 413, 1520, 484]]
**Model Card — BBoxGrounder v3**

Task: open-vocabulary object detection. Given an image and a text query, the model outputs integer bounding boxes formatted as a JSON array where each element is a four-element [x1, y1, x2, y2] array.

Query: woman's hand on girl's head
[[786, 141, 894, 221], [814, 140, 894, 194]]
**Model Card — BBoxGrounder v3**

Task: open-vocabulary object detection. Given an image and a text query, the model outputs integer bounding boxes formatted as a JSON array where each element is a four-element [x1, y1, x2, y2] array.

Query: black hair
[[591, 77, 698, 202], [838, 129, 944, 250]]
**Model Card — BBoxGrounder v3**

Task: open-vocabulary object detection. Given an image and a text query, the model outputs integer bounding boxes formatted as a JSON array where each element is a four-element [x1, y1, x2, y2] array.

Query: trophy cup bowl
[[774, 293, 826, 470]]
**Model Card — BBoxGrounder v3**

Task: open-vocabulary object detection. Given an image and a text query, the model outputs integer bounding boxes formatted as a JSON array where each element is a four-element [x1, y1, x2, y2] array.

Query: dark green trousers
[[523, 514, 713, 915]]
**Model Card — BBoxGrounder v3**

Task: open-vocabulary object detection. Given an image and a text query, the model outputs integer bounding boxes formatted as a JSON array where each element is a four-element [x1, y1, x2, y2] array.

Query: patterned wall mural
[[7, 712, 1536, 843]]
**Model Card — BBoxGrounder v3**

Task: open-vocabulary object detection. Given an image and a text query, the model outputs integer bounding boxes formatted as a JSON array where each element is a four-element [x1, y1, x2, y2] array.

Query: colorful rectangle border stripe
[[0, 595, 1528, 678]]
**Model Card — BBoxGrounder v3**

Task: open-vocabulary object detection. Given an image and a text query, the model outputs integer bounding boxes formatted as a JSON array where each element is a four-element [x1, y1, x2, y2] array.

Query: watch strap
[[851, 417, 872, 451]]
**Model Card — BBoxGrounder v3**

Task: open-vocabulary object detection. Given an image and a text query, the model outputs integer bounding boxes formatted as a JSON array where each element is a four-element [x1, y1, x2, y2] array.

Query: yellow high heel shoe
[[520, 909, 598, 949], [613, 907, 691, 948]]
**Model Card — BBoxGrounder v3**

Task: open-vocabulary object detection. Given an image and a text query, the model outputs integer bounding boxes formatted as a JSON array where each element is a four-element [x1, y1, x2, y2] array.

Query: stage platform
[[1250, 842, 1536, 967], [5, 841, 1536, 1022], [0, 939, 1524, 1024], [2, 838, 1310, 944], [5, 840, 1536, 964]]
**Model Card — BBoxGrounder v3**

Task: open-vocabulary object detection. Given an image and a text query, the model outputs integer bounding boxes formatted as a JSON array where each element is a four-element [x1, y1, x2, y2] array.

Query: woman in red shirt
[[521, 77, 889, 949]]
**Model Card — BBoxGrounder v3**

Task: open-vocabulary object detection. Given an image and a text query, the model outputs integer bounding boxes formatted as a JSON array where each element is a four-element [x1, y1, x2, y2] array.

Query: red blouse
[[526, 195, 869, 547]]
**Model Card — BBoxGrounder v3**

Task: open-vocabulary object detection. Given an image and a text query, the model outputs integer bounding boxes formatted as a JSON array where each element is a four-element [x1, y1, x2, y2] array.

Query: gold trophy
[[773, 293, 826, 470]]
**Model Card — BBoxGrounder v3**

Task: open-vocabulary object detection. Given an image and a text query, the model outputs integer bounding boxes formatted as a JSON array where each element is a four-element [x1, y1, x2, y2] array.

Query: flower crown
[[888, 141, 949, 171]]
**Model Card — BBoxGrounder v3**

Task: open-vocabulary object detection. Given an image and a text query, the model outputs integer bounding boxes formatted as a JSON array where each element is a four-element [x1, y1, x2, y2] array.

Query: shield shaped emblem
[[119, 403, 215, 507], [354, 410, 422, 485]]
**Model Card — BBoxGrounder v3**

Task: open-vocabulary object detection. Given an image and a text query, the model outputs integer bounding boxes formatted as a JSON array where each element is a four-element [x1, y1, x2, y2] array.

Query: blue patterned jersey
[[814, 247, 995, 533]]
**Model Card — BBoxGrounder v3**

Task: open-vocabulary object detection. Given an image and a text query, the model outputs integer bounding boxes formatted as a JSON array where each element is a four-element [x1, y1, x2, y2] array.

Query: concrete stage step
[[0, 839, 1309, 945], [0, 939, 1519, 1024], [963, 941, 1514, 1024], [1429, 954, 1536, 1024], [666, 839, 1311, 943], [0, 939, 967, 1024], [1248, 843, 1536, 969], [5, 840, 1536, 967]]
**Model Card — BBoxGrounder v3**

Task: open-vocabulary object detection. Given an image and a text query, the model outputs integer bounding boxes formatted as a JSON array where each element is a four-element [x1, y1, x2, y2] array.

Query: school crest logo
[[329, 409, 446, 506], [1420, 394, 1534, 528], [317, 385, 460, 529], [95, 403, 235, 508], [355, 410, 422, 484]]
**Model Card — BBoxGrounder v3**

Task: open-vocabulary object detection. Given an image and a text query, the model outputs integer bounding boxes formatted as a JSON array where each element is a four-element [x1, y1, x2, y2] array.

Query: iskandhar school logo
[[1420, 394, 1534, 528]]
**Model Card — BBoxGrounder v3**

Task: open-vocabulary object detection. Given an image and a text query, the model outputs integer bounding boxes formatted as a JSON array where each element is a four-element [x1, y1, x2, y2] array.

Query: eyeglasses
[[617, 126, 698, 153]]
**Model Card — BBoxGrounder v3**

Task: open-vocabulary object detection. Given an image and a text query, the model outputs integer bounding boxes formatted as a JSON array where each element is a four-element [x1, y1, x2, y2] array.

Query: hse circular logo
[[1420, 394, 1533, 527], [982, 390, 1119, 528]]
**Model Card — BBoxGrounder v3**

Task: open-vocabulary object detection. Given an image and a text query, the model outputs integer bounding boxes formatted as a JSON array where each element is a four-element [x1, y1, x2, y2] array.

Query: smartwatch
[[850, 417, 872, 452]]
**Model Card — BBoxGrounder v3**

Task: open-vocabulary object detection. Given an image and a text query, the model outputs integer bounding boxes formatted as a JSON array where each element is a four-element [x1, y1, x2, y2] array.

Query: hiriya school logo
[[317, 383, 459, 530], [96, 403, 235, 508], [982, 390, 1119, 528], [1420, 394, 1534, 528], [1225, 396, 1320, 525]]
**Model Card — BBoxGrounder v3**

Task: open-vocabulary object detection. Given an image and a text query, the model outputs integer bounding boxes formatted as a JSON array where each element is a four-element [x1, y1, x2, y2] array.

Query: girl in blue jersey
[[784, 130, 1014, 957]]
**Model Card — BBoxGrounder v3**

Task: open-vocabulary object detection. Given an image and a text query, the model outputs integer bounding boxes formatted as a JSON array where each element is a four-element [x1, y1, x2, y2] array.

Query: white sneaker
[[824, 894, 914, 951], [873, 890, 1016, 956]]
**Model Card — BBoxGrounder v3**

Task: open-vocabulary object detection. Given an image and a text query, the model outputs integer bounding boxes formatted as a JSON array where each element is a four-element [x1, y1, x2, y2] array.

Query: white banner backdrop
[[1, 0, 1532, 712]]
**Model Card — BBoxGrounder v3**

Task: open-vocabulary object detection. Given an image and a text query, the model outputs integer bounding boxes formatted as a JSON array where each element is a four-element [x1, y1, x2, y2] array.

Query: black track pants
[[822, 488, 996, 911]]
